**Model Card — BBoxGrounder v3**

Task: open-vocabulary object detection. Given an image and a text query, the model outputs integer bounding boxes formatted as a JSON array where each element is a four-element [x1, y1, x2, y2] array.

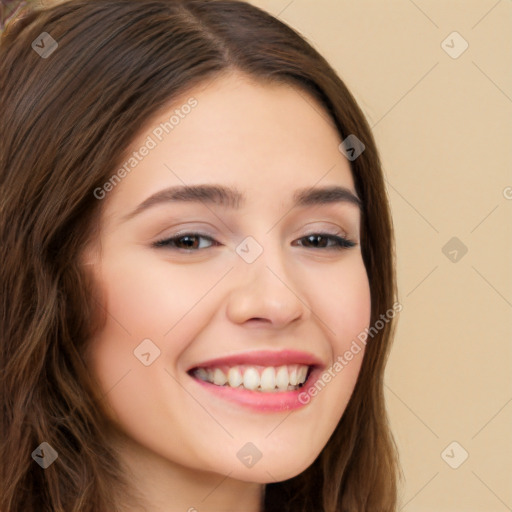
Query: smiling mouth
[[188, 364, 312, 393]]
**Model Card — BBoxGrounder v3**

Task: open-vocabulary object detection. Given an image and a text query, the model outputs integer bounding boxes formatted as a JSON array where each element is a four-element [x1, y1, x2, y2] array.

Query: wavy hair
[[0, 1, 403, 510]]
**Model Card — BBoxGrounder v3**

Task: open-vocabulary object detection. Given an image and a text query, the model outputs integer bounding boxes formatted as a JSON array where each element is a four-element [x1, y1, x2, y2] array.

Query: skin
[[82, 71, 371, 512]]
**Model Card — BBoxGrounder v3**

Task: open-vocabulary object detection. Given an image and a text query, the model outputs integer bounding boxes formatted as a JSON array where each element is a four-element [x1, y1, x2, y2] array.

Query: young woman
[[0, 1, 402, 510]]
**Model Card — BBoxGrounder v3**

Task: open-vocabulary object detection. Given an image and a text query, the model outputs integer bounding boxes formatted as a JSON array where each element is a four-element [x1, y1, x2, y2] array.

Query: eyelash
[[152, 232, 357, 251]]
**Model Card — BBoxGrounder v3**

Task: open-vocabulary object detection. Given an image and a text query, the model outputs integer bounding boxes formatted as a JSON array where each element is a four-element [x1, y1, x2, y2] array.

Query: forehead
[[102, 71, 356, 218]]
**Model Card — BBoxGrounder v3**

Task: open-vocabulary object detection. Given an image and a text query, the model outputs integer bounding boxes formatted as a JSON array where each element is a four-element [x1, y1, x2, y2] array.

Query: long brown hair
[[0, 1, 402, 510]]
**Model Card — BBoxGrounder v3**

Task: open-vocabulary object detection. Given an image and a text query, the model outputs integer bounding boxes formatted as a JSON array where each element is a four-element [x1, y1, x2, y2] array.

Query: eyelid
[[302, 227, 348, 238], [152, 230, 357, 252], [151, 218, 357, 247], [152, 230, 217, 249], [298, 222, 353, 241], [151, 222, 219, 239], [154, 226, 350, 243]]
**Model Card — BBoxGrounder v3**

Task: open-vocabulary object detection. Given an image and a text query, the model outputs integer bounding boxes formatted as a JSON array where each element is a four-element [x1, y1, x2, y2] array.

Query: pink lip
[[188, 349, 324, 370], [187, 350, 326, 413]]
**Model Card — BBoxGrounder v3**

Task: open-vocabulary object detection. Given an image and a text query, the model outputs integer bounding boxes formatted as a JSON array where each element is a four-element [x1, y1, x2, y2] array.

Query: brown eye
[[295, 234, 356, 250], [153, 233, 219, 251]]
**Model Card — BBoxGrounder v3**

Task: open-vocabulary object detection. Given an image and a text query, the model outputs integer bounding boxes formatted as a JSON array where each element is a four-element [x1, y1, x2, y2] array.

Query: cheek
[[84, 250, 227, 413], [93, 249, 224, 343], [295, 255, 371, 430], [303, 254, 371, 346]]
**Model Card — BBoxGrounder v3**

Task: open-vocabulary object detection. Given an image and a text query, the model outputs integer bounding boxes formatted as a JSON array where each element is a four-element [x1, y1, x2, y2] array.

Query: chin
[[218, 448, 320, 484]]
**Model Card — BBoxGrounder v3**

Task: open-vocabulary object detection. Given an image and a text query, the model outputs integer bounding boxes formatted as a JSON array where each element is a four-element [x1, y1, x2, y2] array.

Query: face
[[83, 72, 371, 484]]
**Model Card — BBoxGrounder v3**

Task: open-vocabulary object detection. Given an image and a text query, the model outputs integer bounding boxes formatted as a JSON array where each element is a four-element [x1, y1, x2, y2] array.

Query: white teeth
[[275, 365, 289, 390], [213, 368, 227, 386], [289, 365, 298, 386], [193, 363, 311, 392], [227, 367, 243, 388], [260, 367, 276, 391], [196, 368, 209, 381], [298, 366, 308, 384], [243, 368, 260, 390]]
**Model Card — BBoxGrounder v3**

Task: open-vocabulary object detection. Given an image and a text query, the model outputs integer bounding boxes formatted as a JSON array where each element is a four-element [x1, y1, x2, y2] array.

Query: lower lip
[[189, 367, 323, 412]]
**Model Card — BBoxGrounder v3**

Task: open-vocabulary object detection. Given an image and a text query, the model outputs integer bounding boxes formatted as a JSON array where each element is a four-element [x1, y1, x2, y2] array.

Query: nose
[[225, 238, 307, 329]]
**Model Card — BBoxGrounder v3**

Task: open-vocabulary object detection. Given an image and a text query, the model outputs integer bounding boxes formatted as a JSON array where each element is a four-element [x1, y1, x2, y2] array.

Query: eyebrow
[[120, 183, 362, 223]]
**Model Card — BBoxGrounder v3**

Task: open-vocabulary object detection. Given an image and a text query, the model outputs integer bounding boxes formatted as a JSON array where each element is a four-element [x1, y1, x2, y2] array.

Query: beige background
[[245, 0, 512, 510], [28, 0, 512, 509]]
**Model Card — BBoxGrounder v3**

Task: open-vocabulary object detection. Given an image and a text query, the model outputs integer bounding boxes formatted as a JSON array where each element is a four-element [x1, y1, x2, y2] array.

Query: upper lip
[[187, 350, 325, 371]]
